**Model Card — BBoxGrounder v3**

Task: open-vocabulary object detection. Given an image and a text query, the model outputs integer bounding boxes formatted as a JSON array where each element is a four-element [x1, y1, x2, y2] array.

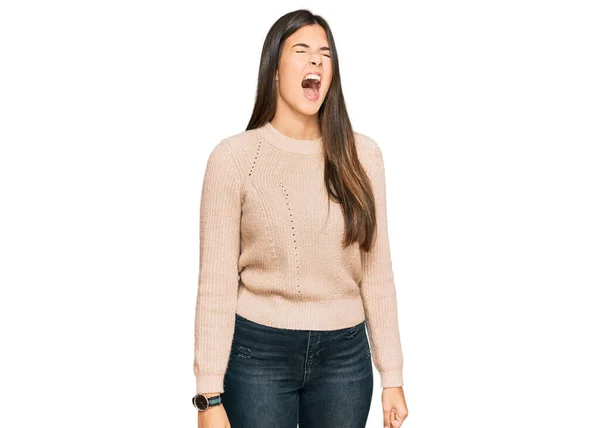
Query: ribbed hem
[[379, 370, 404, 388], [196, 374, 225, 395], [257, 121, 323, 154], [236, 286, 366, 330]]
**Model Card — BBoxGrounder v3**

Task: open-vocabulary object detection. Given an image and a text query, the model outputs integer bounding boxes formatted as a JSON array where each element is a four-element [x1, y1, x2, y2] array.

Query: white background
[[1, 1, 599, 427]]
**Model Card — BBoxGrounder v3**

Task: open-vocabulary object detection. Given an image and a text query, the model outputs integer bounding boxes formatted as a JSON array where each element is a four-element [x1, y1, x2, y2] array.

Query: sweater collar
[[258, 121, 323, 154]]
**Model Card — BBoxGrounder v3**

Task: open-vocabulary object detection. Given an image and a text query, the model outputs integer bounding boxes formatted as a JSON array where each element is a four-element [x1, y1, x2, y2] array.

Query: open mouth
[[301, 73, 321, 101]]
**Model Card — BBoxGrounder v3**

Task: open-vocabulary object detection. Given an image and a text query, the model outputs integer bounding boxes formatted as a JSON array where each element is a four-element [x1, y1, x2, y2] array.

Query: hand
[[382, 386, 408, 427], [197, 400, 230, 428]]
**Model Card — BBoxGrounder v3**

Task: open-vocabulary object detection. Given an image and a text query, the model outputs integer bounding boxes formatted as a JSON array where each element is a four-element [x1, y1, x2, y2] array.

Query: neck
[[270, 112, 321, 141], [258, 121, 324, 154]]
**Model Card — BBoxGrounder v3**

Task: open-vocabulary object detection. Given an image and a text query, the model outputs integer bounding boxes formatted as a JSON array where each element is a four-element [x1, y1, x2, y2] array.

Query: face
[[276, 24, 333, 117]]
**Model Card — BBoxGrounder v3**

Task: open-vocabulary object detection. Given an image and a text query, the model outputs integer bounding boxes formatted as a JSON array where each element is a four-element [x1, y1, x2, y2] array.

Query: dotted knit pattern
[[278, 181, 301, 293], [193, 121, 404, 394]]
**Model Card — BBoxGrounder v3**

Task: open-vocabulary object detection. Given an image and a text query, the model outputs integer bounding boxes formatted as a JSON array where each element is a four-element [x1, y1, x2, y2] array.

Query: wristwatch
[[192, 393, 222, 412]]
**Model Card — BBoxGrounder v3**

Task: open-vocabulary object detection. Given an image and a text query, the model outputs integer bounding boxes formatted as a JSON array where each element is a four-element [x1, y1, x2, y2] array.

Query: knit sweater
[[193, 121, 404, 394]]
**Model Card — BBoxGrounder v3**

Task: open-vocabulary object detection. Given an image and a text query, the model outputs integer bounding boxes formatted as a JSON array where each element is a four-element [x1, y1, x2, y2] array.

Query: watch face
[[193, 394, 209, 411]]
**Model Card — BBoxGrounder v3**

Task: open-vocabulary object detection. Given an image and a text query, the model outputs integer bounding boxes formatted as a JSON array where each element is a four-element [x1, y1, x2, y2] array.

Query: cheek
[[321, 76, 332, 95], [279, 78, 299, 102], [279, 72, 302, 98]]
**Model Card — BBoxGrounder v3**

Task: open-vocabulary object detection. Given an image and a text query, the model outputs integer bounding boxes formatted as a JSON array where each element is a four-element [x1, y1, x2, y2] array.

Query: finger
[[383, 409, 391, 428]]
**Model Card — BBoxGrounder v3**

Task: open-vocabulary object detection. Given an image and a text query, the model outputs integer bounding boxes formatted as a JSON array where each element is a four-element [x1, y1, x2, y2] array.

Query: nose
[[309, 55, 322, 67]]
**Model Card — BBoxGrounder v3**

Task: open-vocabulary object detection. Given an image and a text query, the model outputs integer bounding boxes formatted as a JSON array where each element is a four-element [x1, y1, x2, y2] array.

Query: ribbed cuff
[[196, 374, 225, 394], [380, 370, 404, 388]]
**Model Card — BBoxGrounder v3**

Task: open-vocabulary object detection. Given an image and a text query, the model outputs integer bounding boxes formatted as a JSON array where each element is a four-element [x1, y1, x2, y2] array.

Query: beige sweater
[[193, 121, 404, 393]]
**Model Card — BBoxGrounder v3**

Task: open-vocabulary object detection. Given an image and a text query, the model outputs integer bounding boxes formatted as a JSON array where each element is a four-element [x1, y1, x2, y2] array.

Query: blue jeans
[[221, 313, 374, 427]]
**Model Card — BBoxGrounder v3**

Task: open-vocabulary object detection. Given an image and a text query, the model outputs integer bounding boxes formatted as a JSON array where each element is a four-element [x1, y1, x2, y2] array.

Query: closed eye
[[296, 50, 331, 58]]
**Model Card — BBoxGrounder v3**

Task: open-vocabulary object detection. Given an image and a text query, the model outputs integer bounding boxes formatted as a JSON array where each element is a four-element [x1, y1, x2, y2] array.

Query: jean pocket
[[342, 321, 366, 339]]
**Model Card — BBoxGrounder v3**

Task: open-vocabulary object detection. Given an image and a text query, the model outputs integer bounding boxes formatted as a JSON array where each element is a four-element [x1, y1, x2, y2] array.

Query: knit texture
[[193, 121, 404, 393]]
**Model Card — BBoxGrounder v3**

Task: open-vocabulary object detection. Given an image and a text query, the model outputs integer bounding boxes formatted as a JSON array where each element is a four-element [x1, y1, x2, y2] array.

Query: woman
[[193, 9, 408, 428]]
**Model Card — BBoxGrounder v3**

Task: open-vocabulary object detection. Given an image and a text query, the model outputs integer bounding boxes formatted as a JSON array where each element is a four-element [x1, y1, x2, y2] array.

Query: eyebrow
[[291, 42, 330, 52]]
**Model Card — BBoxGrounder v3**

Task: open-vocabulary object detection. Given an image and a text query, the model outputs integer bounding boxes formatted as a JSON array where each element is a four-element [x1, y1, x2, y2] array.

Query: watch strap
[[192, 393, 222, 411], [206, 395, 222, 407]]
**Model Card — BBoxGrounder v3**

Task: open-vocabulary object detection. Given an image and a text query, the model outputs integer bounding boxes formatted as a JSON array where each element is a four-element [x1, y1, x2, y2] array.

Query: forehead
[[284, 24, 329, 48]]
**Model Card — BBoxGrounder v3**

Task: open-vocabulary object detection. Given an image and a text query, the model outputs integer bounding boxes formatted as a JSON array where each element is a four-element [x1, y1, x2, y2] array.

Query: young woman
[[193, 9, 408, 428]]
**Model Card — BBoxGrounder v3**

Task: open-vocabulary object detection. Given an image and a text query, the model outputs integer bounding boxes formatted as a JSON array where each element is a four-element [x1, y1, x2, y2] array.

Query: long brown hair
[[246, 9, 377, 253]]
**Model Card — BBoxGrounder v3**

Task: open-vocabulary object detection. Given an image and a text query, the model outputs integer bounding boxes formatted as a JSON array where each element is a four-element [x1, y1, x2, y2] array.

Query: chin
[[296, 106, 320, 116], [295, 100, 323, 116]]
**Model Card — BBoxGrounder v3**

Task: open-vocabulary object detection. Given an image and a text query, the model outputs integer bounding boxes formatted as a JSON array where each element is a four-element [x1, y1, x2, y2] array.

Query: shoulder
[[353, 131, 382, 171], [209, 128, 262, 161], [353, 131, 380, 152], [204, 128, 263, 179], [203, 128, 254, 177]]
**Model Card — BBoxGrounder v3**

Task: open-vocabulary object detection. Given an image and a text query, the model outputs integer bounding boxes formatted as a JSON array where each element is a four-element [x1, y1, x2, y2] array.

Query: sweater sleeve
[[193, 139, 243, 394], [360, 139, 405, 388]]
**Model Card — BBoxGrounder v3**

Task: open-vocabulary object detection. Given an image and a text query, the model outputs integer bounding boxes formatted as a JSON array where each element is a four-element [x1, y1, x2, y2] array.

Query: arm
[[360, 139, 405, 388], [193, 139, 243, 394]]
